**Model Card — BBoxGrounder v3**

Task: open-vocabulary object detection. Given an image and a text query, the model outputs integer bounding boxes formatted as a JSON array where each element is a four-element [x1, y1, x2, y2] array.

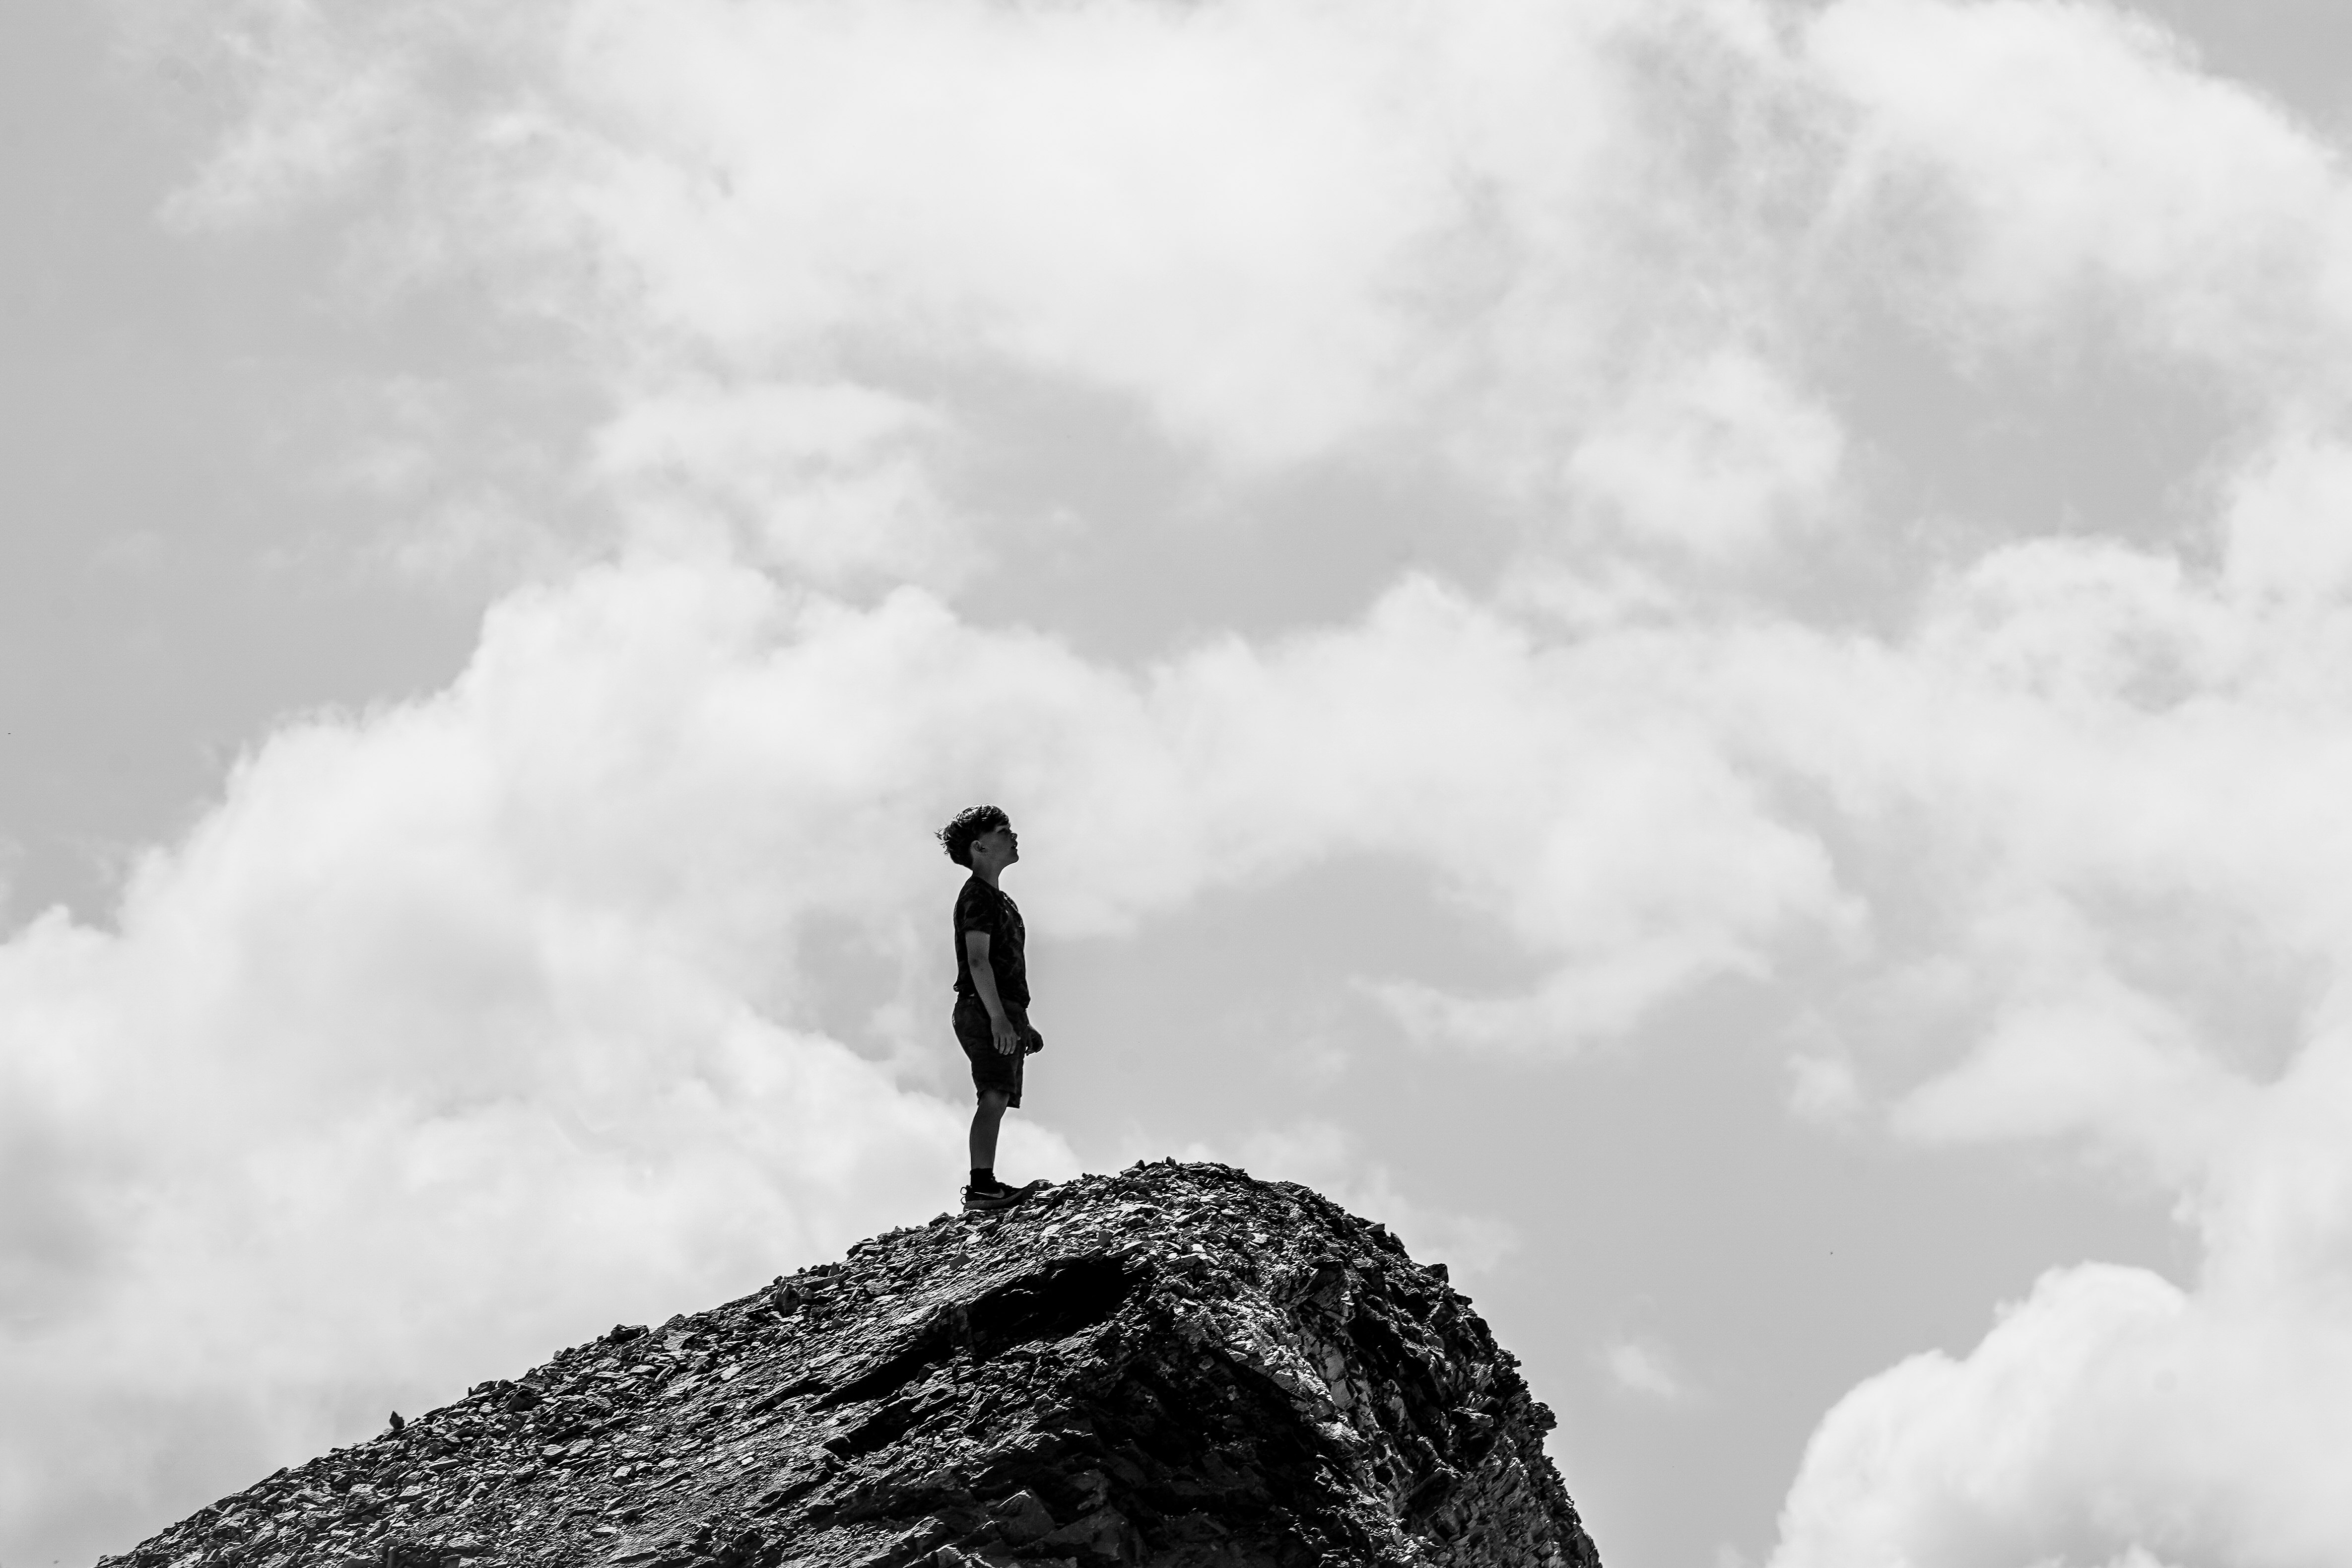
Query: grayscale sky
[[8, 2, 2352, 1565]]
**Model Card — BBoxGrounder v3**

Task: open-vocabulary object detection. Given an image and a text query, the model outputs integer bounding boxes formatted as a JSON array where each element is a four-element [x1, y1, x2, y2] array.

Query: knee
[[977, 1090, 1011, 1113]]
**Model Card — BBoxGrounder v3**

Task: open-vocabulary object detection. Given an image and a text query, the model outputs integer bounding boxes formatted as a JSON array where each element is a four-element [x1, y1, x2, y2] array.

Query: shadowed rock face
[[105, 1162, 1603, 1568]]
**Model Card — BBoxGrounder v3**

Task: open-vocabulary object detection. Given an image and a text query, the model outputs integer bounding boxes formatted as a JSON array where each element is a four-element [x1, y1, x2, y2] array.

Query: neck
[[973, 863, 1002, 888]]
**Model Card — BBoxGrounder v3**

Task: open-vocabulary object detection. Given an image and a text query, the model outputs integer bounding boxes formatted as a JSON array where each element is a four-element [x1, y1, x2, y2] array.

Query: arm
[[964, 930, 1024, 1055]]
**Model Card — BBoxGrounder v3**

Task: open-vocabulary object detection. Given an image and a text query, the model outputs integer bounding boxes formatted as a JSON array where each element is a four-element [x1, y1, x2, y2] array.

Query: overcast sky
[[9, 1, 2352, 1565]]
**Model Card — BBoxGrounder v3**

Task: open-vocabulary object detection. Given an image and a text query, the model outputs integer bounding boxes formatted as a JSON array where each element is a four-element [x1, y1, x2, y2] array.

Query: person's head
[[938, 805, 1017, 871]]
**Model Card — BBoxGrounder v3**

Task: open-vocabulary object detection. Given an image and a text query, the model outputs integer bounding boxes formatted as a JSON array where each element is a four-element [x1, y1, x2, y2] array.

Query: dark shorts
[[954, 995, 1040, 1107]]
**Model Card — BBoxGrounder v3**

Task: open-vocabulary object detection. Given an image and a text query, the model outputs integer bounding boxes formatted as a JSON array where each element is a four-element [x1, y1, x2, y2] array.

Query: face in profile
[[974, 823, 1019, 869]]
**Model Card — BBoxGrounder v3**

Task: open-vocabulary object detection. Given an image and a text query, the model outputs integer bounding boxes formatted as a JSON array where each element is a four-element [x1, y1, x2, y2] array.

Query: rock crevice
[[107, 1161, 1603, 1568]]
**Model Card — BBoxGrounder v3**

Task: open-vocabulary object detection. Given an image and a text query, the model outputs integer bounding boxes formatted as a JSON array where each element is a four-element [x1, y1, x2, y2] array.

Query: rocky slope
[[105, 1161, 1602, 1568]]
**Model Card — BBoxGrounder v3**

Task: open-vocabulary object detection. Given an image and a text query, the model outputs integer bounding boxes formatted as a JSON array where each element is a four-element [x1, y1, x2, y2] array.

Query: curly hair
[[937, 804, 1010, 868]]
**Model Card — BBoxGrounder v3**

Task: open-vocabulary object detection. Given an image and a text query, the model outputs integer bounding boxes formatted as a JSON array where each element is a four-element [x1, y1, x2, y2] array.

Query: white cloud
[[1601, 1334, 1695, 1404], [1156, 579, 1860, 1050], [2220, 432, 2352, 612], [151, 0, 1468, 461], [1889, 986, 2257, 1189], [1808, 0, 2352, 390], [1771, 1229, 2352, 1568], [1563, 348, 1847, 557]]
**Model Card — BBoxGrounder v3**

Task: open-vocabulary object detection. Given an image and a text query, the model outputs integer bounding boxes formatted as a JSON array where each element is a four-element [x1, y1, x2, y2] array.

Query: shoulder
[[954, 877, 1002, 919]]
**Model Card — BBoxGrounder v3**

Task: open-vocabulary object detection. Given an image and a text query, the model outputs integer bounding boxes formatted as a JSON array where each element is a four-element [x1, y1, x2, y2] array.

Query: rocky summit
[[106, 1161, 1603, 1568]]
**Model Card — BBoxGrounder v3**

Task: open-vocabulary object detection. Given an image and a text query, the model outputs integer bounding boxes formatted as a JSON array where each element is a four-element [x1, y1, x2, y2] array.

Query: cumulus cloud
[[1811, 0, 2352, 390], [1561, 348, 1848, 558], [1773, 1232, 2352, 1568]]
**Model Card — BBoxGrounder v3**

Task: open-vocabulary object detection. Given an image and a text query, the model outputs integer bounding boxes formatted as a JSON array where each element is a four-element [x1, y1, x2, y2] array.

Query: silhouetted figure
[[937, 805, 1047, 1212]]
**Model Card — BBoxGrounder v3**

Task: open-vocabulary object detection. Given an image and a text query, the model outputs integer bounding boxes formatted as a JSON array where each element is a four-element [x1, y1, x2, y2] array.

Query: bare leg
[[969, 1089, 1010, 1173]]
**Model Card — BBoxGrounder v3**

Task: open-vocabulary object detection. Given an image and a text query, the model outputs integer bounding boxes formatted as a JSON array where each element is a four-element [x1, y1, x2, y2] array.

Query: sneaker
[[962, 1181, 1024, 1212], [961, 1178, 1047, 1213]]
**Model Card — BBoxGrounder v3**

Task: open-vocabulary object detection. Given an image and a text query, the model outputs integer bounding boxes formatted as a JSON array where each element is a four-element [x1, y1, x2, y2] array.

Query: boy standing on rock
[[937, 805, 1047, 1213]]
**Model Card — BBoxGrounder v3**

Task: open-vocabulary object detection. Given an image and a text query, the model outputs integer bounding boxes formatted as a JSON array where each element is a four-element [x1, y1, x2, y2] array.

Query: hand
[[991, 1014, 1023, 1056]]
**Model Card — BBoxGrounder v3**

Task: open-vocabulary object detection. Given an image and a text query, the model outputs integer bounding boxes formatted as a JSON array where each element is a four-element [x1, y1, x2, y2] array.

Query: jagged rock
[[104, 1161, 1603, 1568]]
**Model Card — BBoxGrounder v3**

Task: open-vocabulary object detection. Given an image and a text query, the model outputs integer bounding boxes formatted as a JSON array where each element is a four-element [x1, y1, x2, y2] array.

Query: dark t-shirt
[[952, 874, 1029, 1008]]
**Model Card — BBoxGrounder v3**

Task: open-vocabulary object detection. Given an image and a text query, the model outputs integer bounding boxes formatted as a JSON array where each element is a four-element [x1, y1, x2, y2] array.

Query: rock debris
[[104, 1160, 1602, 1568]]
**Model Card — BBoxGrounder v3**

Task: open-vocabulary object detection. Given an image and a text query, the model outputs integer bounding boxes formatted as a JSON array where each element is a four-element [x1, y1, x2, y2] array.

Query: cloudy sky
[[8, 0, 2352, 1564]]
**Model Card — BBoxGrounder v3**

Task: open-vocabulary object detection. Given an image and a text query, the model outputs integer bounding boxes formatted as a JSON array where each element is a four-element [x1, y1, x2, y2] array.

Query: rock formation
[[104, 1161, 1602, 1568]]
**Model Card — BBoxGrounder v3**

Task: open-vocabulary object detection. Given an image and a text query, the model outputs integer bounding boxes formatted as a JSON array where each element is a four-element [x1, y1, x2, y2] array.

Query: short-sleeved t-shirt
[[952, 874, 1029, 1007]]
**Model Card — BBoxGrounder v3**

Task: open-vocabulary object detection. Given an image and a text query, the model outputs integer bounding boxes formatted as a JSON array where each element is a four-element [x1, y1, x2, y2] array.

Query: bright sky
[[8, 2, 2352, 1565]]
